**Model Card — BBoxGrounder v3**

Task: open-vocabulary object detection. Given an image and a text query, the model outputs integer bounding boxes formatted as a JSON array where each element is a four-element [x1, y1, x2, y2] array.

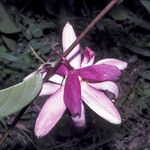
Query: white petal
[[35, 86, 66, 137], [72, 103, 86, 127], [95, 58, 127, 70], [49, 74, 64, 84], [81, 82, 121, 124], [62, 22, 81, 69], [89, 81, 119, 98], [42, 72, 64, 84], [39, 82, 61, 96]]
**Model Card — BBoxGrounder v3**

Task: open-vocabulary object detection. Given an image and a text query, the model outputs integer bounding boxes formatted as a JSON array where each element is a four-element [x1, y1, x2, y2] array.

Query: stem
[[28, 44, 45, 64], [63, 0, 119, 58], [43, 0, 119, 82], [0, 104, 30, 145], [0, 0, 119, 144]]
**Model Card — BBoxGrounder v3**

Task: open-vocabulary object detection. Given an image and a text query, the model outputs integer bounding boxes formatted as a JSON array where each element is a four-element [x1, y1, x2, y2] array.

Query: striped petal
[[81, 82, 121, 124], [62, 22, 81, 69], [95, 58, 127, 70], [81, 47, 95, 67], [64, 71, 81, 116], [89, 81, 119, 98], [39, 82, 61, 96], [35, 86, 66, 137]]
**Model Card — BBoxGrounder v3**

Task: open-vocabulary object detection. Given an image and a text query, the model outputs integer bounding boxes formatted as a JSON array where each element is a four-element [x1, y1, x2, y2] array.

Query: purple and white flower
[[34, 23, 127, 137]]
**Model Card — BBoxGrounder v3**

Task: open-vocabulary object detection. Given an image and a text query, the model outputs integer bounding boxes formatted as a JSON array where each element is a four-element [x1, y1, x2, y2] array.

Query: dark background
[[0, 0, 150, 149]]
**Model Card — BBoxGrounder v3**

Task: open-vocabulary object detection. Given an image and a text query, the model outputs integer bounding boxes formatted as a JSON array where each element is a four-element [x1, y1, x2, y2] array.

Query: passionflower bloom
[[35, 23, 127, 137]]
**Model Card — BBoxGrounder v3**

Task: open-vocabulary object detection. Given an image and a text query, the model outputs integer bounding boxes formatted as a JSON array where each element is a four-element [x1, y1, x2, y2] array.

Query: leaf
[[0, 46, 31, 65], [0, 2, 21, 33], [0, 51, 19, 62], [28, 22, 56, 38], [140, 0, 150, 13], [109, 5, 132, 21], [132, 17, 150, 30], [2, 36, 16, 51], [0, 73, 43, 118], [0, 45, 7, 52], [44, 0, 59, 16], [122, 44, 150, 57], [109, 4, 150, 30], [143, 88, 150, 97], [29, 23, 43, 38], [139, 70, 150, 80]]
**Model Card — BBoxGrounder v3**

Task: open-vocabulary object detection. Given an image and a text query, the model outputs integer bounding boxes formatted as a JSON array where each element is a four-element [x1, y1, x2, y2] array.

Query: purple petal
[[62, 22, 81, 69], [81, 82, 121, 124], [56, 64, 69, 76], [89, 81, 119, 98], [72, 103, 86, 127], [64, 71, 81, 116], [81, 47, 95, 67], [35, 86, 66, 137], [95, 58, 127, 70], [39, 82, 61, 96], [76, 64, 121, 82]]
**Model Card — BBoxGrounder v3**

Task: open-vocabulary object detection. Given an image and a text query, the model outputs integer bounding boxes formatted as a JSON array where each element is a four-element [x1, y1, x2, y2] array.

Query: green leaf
[[139, 70, 150, 80], [0, 2, 21, 33], [19, 51, 31, 65], [122, 44, 150, 57], [2, 36, 16, 51], [109, 5, 132, 21], [109, 4, 150, 30], [0, 73, 43, 118], [140, 0, 150, 13], [0, 45, 7, 52], [142, 88, 150, 97], [29, 23, 43, 38], [0, 51, 19, 62], [44, 0, 59, 16]]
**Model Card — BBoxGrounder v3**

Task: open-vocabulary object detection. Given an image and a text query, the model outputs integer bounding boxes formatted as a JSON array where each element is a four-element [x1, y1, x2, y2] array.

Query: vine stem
[[0, 104, 30, 145], [43, 0, 120, 82], [0, 0, 119, 145]]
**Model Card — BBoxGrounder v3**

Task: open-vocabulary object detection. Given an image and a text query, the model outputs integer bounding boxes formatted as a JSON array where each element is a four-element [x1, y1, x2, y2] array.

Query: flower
[[34, 23, 127, 138]]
